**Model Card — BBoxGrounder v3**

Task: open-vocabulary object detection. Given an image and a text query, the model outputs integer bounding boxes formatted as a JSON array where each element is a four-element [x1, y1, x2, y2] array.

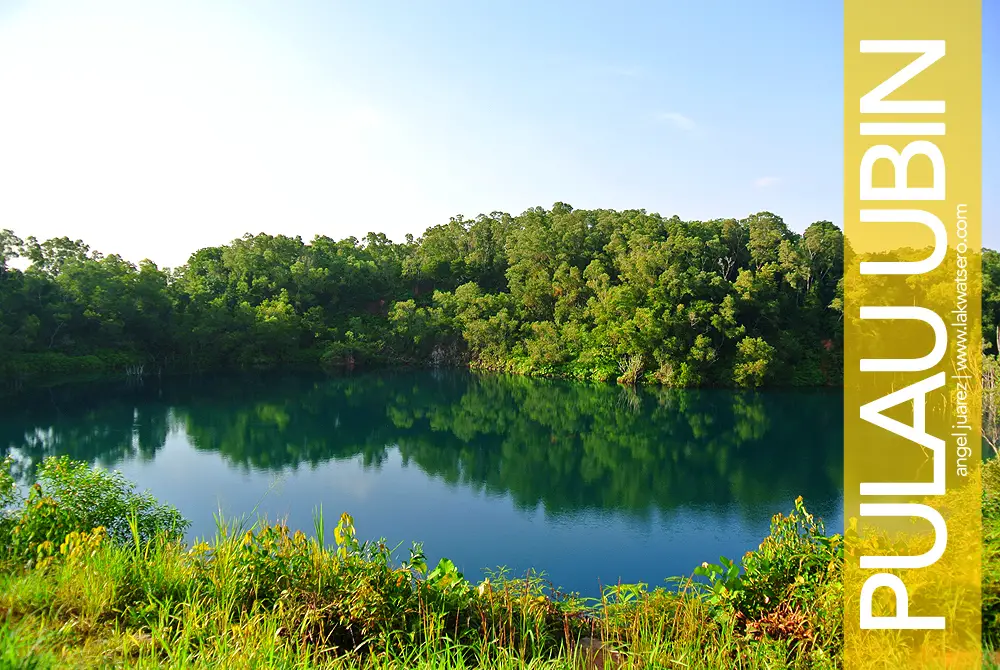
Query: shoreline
[[0, 451, 996, 666], [0, 356, 844, 399], [0, 456, 846, 668]]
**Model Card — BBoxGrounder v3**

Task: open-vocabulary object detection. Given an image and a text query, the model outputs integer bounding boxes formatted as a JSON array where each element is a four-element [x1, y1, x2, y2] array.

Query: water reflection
[[0, 371, 844, 595], [1, 371, 842, 518]]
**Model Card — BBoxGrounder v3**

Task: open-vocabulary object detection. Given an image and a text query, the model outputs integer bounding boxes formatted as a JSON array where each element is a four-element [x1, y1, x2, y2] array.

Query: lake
[[0, 370, 844, 597]]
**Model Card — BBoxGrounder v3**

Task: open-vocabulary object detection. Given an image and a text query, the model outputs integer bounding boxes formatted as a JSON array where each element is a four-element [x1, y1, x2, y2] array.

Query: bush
[[0, 456, 188, 565], [691, 497, 843, 658], [732, 498, 842, 619]]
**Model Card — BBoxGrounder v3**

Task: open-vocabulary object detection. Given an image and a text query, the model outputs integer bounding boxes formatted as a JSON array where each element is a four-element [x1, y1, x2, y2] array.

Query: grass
[[0, 454, 997, 669]]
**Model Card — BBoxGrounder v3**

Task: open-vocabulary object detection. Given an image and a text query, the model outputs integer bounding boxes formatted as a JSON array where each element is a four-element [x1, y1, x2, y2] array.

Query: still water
[[0, 370, 843, 597]]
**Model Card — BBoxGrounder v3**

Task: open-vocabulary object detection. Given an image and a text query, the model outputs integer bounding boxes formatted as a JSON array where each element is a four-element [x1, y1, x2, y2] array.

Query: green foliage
[[616, 353, 644, 385], [732, 337, 776, 389], [984, 457, 1000, 647], [0, 456, 15, 511], [693, 555, 743, 612], [0, 619, 56, 670], [6, 206, 991, 393], [729, 497, 842, 622], [688, 497, 843, 661], [986, 352, 1000, 454], [985, 250, 1000, 353], [0, 456, 188, 564], [0, 205, 868, 388], [0, 466, 844, 668], [8, 457, 1000, 667]]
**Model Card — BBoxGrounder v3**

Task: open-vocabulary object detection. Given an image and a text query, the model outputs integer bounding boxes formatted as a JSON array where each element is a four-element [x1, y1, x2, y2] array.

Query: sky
[[0, 1, 995, 270]]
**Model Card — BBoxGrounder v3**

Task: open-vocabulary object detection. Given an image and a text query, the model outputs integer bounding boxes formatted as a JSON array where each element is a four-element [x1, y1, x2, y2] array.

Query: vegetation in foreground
[[0, 452, 997, 669], [0, 456, 849, 669]]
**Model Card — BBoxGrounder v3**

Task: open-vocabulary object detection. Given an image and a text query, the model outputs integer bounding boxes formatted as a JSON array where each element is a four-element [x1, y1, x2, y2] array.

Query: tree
[[746, 212, 790, 270], [22, 236, 92, 277], [0, 229, 22, 274], [733, 337, 775, 388]]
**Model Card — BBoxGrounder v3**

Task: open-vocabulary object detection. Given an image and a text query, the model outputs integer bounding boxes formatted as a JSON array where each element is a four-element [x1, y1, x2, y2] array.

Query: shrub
[[733, 497, 842, 620], [616, 353, 644, 385], [0, 456, 188, 565], [691, 497, 843, 658]]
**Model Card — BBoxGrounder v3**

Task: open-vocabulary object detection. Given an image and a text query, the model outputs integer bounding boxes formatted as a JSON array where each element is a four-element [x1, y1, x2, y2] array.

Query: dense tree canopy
[[0, 204, 977, 388]]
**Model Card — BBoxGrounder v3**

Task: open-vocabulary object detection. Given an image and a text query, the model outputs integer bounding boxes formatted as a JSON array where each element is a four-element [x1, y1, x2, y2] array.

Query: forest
[[1, 204, 997, 388]]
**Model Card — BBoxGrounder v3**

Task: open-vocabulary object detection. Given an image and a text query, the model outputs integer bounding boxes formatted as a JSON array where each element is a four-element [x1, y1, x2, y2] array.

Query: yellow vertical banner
[[844, 1, 982, 668]]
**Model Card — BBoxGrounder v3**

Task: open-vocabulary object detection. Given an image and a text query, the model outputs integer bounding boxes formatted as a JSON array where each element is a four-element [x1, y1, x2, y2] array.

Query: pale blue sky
[[0, 1, 995, 269]]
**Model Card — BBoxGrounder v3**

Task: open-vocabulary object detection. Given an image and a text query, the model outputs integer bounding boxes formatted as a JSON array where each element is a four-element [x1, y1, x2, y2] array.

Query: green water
[[0, 370, 843, 596]]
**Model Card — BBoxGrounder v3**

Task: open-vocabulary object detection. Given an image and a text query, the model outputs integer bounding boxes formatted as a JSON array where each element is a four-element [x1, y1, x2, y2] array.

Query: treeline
[[1, 204, 994, 387]]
